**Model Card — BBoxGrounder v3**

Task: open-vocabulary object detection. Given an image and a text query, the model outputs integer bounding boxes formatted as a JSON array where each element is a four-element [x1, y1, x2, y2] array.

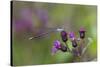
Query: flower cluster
[[51, 27, 86, 57]]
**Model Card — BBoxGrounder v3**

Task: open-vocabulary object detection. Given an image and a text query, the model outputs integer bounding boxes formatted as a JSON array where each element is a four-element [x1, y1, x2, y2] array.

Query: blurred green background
[[12, 1, 97, 66]]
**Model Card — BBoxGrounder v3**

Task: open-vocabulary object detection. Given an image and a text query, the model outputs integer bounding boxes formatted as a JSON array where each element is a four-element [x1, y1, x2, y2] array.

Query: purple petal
[[61, 31, 67, 36], [79, 27, 85, 32], [51, 46, 58, 55], [54, 40, 61, 49], [69, 32, 75, 40]]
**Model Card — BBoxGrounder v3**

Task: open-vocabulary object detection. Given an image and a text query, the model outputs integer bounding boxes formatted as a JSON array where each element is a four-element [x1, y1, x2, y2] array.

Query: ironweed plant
[[51, 27, 92, 62]]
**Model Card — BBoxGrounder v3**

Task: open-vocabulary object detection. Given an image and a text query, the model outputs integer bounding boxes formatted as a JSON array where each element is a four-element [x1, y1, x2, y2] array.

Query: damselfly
[[28, 27, 64, 40]]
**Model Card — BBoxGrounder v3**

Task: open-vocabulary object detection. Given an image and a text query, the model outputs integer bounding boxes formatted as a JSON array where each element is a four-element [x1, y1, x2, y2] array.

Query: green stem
[[65, 42, 72, 53]]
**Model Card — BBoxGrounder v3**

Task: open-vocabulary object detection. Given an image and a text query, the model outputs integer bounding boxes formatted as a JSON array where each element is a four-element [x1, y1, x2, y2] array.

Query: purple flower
[[13, 8, 34, 33], [51, 46, 58, 55], [51, 40, 67, 55], [51, 40, 61, 55], [20, 8, 33, 22], [53, 40, 61, 49], [69, 32, 77, 47], [61, 31, 68, 42], [69, 32, 75, 41], [35, 8, 48, 26], [79, 27, 86, 39], [14, 19, 34, 33]]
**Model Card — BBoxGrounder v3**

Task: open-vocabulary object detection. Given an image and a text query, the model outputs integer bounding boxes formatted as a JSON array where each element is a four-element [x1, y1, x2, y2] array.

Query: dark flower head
[[79, 27, 86, 39], [69, 32, 75, 41], [72, 40, 77, 47], [60, 45, 67, 52], [61, 31, 68, 42]]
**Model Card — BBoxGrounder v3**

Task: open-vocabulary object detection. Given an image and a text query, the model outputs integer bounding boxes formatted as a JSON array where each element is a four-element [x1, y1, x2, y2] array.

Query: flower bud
[[60, 45, 67, 52], [61, 31, 68, 42], [79, 27, 86, 39], [69, 32, 77, 47], [72, 40, 77, 47]]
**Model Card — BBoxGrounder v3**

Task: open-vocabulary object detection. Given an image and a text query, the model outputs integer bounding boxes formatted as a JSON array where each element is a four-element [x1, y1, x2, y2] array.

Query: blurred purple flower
[[13, 8, 34, 33], [51, 46, 58, 55], [35, 8, 48, 26], [20, 8, 33, 22], [69, 32, 75, 41], [32, 8, 49, 35], [14, 20, 33, 32]]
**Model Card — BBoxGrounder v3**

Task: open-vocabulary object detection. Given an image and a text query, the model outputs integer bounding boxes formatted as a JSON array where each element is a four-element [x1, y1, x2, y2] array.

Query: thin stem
[[79, 39, 85, 55], [65, 42, 72, 53]]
